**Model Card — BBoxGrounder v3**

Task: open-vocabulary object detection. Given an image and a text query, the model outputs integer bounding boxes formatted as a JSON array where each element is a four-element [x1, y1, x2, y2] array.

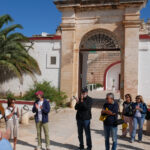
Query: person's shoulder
[[114, 102, 119, 107], [123, 101, 126, 105], [87, 96, 92, 100], [44, 99, 50, 104], [34, 99, 39, 103], [103, 102, 108, 107]]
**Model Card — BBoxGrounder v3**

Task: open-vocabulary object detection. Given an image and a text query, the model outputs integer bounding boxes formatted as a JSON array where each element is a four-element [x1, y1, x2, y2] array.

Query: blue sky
[[0, 0, 150, 37]]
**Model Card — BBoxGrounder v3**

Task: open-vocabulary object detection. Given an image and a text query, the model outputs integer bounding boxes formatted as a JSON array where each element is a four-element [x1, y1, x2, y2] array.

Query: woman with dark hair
[[5, 98, 19, 150], [131, 95, 147, 143], [122, 94, 134, 137]]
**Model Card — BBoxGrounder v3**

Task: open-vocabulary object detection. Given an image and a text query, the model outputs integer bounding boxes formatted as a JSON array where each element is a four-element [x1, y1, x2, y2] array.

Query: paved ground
[[1, 107, 150, 150], [88, 90, 120, 100]]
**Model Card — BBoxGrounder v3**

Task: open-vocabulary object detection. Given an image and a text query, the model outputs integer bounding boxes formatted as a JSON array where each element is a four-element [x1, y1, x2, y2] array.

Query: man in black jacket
[[75, 87, 92, 150]]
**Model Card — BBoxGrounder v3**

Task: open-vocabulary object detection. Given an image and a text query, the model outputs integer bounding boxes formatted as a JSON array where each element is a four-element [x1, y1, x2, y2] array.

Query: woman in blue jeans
[[131, 95, 147, 143]]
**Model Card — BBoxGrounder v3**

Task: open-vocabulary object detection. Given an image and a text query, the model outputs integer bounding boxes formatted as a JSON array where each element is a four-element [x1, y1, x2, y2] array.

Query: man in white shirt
[[32, 91, 50, 150]]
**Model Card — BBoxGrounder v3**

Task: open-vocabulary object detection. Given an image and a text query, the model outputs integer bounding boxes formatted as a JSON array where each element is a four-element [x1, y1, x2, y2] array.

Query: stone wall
[[87, 51, 120, 85]]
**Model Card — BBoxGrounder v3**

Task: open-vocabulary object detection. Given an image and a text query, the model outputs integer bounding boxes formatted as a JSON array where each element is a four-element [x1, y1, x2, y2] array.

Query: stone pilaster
[[60, 23, 75, 99], [122, 13, 142, 99]]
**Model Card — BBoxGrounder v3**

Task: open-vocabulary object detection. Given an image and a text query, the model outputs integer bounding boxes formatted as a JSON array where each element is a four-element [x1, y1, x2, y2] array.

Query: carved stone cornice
[[123, 14, 142, 28], [60, 23, 76, 31], [123, 20, 142, 28], [54, 0, 147, 9]]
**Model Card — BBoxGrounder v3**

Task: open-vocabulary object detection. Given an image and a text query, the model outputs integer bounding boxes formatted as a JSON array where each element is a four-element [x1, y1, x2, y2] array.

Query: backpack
[[146, 109, 150, 120], [123, 102, 134, 116]]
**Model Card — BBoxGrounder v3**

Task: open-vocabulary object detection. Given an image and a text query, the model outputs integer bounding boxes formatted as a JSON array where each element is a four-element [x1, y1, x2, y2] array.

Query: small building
[[0, 33, 61, 96]]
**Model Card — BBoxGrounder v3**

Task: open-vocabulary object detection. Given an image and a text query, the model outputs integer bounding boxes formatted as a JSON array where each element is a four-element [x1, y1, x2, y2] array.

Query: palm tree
[[0, 14, 41, 84]]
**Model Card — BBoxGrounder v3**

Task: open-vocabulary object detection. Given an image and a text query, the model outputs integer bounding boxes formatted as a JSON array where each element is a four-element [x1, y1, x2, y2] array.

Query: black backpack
[[123, 102, 134, 116], [146, 109, 150, 120]]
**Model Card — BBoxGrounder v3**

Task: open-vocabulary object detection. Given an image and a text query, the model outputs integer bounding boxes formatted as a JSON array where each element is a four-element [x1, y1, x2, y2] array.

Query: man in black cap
[[75, 87, 93, 150]]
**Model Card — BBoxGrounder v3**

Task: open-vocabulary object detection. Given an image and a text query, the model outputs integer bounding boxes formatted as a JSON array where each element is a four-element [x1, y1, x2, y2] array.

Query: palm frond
[[0, 14, 41, 84], [0, 14, 13, 29]]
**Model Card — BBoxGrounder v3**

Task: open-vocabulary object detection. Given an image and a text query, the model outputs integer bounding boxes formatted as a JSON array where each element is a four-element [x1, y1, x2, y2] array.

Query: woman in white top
[[5, 98, 19, 150]]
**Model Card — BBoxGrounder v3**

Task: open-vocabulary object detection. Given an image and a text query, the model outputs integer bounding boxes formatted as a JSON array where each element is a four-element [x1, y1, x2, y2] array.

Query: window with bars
[[51, 56, 56, 65]]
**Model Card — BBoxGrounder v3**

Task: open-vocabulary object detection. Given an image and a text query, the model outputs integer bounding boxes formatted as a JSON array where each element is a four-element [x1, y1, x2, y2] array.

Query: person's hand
[[40, 105, 43, 109], [0, 129, 10, 140], [81, 94, 84, 103], [101, 109, 107, 114], [35, 104, 39, 109], [136, 105, 140, 110], [73, 96, 79, 103]]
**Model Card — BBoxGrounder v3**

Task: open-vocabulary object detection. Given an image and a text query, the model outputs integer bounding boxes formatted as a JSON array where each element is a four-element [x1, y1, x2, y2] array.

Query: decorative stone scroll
[[80, 29, 120, 50]]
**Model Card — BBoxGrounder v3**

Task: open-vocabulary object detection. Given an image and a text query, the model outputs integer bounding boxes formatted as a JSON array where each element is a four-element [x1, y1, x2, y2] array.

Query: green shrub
[[96, 83, 103, 88], [6, 91, 15, 100], [23, 81, 67, 107]]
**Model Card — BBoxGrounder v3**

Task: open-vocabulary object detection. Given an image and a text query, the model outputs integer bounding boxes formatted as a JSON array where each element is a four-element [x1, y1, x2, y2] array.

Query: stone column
[[60, 24, 75, 99], [72, 49, 80, 97], [122, 12, 141, 99]]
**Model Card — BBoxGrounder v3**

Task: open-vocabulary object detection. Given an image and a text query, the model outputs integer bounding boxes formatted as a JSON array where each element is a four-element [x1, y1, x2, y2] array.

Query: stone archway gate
[[54, 0, 148, 99]]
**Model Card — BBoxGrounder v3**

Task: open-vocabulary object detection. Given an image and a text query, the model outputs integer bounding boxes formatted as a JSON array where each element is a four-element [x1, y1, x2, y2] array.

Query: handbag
[[113, 118, 124, 126]]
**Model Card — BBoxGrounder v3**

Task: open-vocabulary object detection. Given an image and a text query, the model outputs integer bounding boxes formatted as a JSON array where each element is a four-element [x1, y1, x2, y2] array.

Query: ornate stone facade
[[54, 0, 148, 99]]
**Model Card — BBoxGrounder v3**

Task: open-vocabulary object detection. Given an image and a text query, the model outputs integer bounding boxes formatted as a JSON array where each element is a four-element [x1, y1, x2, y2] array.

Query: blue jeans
[[77, 120, 92, 149], [131, 117, 145, 141], [104, 125, 118, 150]]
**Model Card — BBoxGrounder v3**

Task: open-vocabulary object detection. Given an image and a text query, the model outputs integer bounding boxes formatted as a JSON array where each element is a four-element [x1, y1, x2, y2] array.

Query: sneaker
[[130, 140, 134, 143], [138, 140, 142, 143], [77, 147, 84, 150], [120, 135, 126, 138], [34, 146, 42, 150]]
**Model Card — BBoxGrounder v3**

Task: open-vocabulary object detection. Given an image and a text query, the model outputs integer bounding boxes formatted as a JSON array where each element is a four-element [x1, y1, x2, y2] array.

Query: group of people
[[0, 88, 149, 150], [75, 88, 148, 150], [0, 91, 51, 150], [121, 94, 147, 143]]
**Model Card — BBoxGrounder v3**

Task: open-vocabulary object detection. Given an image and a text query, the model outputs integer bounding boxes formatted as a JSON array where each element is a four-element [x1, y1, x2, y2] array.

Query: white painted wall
[[0, 40, 61, 96], [106, 63, 121, 91], [138, 39, 150, 103]]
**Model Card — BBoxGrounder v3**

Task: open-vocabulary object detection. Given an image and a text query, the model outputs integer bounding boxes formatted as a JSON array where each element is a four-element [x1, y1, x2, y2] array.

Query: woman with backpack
[[122, 94, 134, 138], [5, 98, 19, 150], [131, 95, 147, 143]]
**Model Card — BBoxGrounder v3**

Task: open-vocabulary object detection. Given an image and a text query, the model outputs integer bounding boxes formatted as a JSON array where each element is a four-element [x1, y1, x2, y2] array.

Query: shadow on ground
[[17, 140, 35, 148], [117, 143, 145, 150], [42, 139, 78, 149], [91, 129, 104, 136], [51, 140, 78, 149]]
